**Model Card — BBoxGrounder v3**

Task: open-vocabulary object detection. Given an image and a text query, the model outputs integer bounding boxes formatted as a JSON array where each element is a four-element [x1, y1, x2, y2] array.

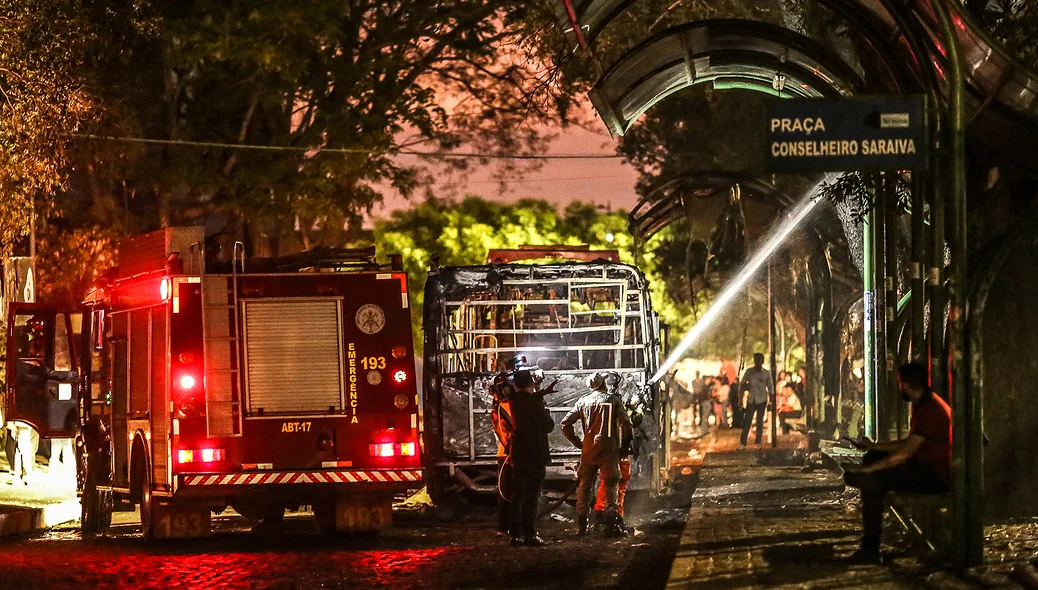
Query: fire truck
[[4, 227, 422, 539]]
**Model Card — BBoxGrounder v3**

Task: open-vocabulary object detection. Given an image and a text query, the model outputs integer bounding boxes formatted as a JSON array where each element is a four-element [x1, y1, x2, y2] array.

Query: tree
[[69, 1, 579, 250], [367, 195, 694, 350], [0, 0, 110, 255]]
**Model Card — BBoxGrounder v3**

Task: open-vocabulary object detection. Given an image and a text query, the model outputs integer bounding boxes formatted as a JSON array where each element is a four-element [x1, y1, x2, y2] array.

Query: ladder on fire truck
[[199, 242, 245, 437]]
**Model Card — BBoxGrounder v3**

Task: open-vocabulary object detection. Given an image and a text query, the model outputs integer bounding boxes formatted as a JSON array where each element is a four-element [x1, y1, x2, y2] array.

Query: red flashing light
[[391, 346, 407, 359], [369, 442, 416, 457], [370, 443, 395, 457], [178, 448, 225, 463], [179, 374, 197, 390], [394, 370, 408, 383], [160, 277, 171, 302]]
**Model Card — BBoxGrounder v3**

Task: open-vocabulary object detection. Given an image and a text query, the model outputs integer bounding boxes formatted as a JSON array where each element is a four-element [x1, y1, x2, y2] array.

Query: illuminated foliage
[[368, 196, 692, 351], [0, 0, 105, 254]]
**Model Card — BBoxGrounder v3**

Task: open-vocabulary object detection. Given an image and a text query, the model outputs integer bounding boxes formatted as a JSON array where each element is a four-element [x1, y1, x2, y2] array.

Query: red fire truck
[[4, 227, 422, 538]]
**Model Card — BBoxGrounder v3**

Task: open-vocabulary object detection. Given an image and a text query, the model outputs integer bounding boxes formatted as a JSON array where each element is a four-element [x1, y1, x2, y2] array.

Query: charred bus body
[[422, 250, 667, 499], [4, 227, 421, 539]]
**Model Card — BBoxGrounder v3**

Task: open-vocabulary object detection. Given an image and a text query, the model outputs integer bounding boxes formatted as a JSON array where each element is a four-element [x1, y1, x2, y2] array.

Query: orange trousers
[[594, 458, 631, 516]]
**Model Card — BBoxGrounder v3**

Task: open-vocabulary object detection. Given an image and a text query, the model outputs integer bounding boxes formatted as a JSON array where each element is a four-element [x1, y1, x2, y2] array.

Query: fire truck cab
[[4, 227, 422, 539]]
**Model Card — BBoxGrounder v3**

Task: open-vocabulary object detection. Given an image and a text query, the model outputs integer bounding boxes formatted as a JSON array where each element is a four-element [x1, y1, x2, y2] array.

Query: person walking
[[739, 353, 773, 449], [506, 369, 555, 546], [843, 362, 950, 563], [728, 371, 743, 429], [562, 371, 632, 537]]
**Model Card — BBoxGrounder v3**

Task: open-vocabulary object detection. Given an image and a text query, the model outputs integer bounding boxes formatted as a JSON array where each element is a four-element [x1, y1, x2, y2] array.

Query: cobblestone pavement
[[667, 430, 1027, 589], [0, 474, 694, 589]]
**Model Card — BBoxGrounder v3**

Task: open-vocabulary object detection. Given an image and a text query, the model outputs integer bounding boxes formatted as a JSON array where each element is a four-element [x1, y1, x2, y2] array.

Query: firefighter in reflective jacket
[[592, 374, 644, 533], [490, 368, 517, 536], [561, 371, 633, 536]]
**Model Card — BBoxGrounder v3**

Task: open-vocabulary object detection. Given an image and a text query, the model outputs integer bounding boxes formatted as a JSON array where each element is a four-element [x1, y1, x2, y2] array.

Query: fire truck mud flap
[[315, 494, 392, 535], [150, 501, 212, 539]]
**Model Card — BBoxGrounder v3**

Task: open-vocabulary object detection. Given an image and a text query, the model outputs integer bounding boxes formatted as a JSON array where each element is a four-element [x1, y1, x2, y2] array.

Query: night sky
[[369, 117, 640, 221]]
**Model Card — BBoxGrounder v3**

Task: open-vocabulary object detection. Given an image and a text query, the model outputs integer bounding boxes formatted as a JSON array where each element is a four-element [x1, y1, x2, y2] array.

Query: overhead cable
[[71, 134, 626, 161]]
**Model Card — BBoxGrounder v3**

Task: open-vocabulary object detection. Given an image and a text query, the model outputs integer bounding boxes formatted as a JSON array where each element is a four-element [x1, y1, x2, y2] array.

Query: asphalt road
[[0, 479, 693, 590]]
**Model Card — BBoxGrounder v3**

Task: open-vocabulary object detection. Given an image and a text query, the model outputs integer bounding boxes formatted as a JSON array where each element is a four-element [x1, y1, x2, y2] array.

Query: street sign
[[765, 96, 928, 172]]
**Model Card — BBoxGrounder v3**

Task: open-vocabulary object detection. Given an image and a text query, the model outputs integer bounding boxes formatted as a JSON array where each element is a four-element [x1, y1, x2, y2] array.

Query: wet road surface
[[1, 480, 693, 589]]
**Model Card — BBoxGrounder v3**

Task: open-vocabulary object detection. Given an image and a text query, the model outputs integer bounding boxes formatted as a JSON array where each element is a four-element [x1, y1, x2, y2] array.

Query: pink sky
[[366, 123, 641, 222]]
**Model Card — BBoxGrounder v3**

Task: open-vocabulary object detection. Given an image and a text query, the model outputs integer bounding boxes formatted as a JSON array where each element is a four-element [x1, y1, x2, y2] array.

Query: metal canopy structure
[[552, 0, 1038, 568], [589, 20, 865, 138], [628, 172, 793, 241]]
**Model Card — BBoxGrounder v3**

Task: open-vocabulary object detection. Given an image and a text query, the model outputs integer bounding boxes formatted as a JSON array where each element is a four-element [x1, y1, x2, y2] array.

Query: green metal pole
[[863, 210, 877, 440], [934, 0, 981, 568], [911, 172, 927, 366], [874, 179, 889, 440], [885, 173, 900, 441]]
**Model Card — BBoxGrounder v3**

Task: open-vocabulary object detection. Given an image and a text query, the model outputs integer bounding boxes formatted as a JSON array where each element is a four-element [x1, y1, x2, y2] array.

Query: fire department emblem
[[355, 304, 386, 335]]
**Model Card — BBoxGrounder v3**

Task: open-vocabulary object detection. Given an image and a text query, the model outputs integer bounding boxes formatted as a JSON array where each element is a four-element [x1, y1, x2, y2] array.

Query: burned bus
[[421, 246, 667, 500]]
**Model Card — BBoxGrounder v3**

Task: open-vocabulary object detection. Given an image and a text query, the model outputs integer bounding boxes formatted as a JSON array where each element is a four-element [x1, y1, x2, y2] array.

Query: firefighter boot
[[589, 509, 604, 532], [603, 511, 627, 538], [577, 515, 590, 536]]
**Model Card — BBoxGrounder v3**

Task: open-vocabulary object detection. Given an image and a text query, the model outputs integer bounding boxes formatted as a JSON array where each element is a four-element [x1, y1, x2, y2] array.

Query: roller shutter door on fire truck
[[242, 300, 345, 414]]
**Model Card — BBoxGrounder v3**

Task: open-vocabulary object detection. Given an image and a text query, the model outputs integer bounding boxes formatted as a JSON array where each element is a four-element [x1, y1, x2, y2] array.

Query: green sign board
[[765, 96, 928, 172]]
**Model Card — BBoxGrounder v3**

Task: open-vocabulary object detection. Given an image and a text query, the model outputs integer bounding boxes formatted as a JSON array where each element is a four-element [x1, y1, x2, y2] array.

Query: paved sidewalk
[[665, 430, 983, 589], [0, 453, 79, 537]]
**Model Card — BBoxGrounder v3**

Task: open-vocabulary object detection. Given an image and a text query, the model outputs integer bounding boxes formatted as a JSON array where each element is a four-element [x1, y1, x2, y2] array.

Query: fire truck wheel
[[81, 459, 113, 538], [313, 499, 338, 536], [240, 505, 285, 532], [82, 481, 102, 536], [98, 489, 113, 534], [139, 476, 155, 540]]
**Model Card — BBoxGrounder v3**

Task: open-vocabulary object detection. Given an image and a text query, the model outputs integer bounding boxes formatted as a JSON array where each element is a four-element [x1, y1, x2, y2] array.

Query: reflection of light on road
[[652, 190, 823, 382], [4, 541, 460, 585]]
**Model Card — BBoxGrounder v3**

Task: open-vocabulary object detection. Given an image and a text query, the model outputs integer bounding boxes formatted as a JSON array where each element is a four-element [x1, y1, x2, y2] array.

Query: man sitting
[[843, 362, 951, 563]]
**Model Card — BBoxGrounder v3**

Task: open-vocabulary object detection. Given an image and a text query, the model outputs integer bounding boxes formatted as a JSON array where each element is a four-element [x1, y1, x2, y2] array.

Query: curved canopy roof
[[589, 20, 865, 138], [628, 172, 793, 241]]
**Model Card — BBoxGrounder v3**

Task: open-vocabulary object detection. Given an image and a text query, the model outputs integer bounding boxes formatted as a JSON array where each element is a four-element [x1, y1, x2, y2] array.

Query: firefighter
[[490, 367, 517, 537], [507, 368, 555, 546], [591, 373, 644, 534], [562, 371, 632, 537]]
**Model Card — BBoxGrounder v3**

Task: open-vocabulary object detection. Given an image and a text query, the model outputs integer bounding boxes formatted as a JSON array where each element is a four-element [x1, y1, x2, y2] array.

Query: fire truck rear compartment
[[242, 299, 345, 415]]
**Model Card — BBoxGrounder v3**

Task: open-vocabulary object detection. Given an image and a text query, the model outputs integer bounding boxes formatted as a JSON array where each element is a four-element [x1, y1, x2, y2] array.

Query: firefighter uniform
[[561, 372, 632, 536]]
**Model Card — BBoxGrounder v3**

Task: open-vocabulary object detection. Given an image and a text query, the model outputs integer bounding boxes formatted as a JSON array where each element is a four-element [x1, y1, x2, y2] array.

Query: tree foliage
[[979, 0, 1038, 72], [368, 196, 694, 350], [0, 0, 111, 254], [67, 1, 577, 247]]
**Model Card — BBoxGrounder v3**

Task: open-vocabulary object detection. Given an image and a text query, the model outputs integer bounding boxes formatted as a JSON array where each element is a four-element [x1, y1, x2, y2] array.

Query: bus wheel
[[425, 467, 453, 505]]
